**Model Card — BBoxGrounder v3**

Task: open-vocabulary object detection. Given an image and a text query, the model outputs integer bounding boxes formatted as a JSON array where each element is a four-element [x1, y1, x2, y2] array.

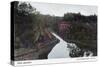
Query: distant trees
[[63, 13, 97, 56], [63, 13, 97, 22], [63, 13, 75, 21]]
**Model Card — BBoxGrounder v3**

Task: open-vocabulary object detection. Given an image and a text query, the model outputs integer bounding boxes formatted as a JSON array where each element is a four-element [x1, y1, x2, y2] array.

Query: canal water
[[48, 32, 71, 58], [48, 32, 93, 59]]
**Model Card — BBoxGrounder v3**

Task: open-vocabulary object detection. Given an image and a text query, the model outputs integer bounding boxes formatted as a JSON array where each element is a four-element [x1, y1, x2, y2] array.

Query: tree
[[63, 13, 97, 56], [63, 13, 75, 21], [14, 2, 38, 48]]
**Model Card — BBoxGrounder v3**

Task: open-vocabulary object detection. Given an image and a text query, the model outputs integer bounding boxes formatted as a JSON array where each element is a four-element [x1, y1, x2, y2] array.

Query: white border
[[13, 57, 97, 66]]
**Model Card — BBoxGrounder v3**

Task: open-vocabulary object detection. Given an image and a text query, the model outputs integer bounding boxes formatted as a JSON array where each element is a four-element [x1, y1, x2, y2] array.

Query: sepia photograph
[[12, 1, 97, 61]]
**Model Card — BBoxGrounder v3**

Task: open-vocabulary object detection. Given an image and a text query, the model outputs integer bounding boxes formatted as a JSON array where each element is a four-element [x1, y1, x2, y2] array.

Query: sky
[[29, 2, 97, 17]]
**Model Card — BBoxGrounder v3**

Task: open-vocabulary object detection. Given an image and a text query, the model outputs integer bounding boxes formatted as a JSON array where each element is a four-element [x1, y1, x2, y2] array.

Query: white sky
[[29, 2, 97, 17]]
